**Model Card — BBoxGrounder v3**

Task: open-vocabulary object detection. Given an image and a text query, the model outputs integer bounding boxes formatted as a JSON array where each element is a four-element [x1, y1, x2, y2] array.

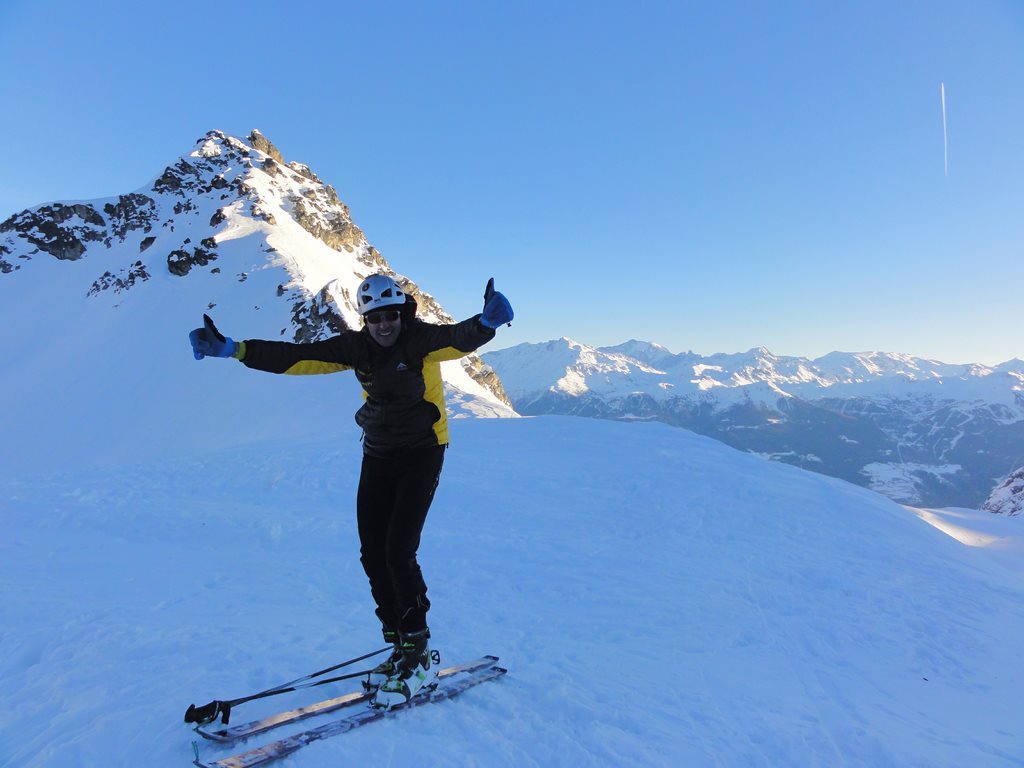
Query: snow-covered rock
[[983, 467, 1024, 516]]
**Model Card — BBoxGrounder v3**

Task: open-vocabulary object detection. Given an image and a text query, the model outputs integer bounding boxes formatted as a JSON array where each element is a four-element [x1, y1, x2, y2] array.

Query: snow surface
[[3, 416, 1023, 767], [908, 506, 1024, 571]]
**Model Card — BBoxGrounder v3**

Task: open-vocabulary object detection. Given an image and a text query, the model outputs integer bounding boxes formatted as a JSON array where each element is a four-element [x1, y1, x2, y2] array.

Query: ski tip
[[194, 726, 231, 743]]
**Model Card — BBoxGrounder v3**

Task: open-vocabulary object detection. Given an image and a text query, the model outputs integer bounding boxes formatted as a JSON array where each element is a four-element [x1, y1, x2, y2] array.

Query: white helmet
[[356, 274, 406, 315]]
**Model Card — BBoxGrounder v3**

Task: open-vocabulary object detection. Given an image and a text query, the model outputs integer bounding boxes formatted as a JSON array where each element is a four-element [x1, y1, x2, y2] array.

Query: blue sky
[[1, 1, 1021, 364]]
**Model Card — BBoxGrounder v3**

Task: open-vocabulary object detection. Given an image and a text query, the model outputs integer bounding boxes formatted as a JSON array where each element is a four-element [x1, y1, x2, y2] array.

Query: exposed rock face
[[288, 280, 353, 343], [167, 244, 217, 277], [0, 203, 106, 261], [88, 261, 151, 296], [1, 241, 18, 273], [248, 129, 283, 164], [292, 198, 366, 252], [464, 357, 509, 405], [103, 194, 158, 244], [983, 467, 1024, 516]]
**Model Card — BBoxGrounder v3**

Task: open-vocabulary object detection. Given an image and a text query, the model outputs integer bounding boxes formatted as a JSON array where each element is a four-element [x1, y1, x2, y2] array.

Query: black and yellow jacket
[[236, 300, 495, 457]]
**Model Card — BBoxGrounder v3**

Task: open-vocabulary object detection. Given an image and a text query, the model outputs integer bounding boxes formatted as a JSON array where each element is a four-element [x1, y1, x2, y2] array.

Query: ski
[[195, 655, 500, 744], [193, 663, 506, 768]]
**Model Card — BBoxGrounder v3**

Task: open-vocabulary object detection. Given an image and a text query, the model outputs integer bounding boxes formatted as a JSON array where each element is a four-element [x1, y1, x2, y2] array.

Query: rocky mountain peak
[[0, 129, 512, 410], [247, 129, 284, 164]]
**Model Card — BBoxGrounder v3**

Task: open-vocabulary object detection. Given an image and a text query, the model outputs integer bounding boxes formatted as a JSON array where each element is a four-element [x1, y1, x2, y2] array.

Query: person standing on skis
[[188, 274, 513, 708]]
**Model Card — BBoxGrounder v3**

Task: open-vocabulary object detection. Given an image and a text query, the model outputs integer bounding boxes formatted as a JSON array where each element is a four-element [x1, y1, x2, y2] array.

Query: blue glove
[[480, 277, 513, 329], [189, 314, 238, 360]]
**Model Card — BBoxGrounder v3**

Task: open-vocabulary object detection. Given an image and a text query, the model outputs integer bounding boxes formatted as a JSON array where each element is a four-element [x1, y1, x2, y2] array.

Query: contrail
[[941, 82, 948, 176]]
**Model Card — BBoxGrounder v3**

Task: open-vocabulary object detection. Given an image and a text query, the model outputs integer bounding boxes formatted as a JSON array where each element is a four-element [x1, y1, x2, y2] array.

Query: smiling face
[[365, 309, 402, 348]]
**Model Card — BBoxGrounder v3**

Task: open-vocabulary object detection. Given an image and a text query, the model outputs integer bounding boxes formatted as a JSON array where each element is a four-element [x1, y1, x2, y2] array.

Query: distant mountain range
[[0, 130, 513, 472], [482, 338, 1024, 508]]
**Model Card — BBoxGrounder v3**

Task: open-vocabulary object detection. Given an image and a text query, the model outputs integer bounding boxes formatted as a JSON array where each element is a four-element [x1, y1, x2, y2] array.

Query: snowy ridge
[[0, 130, 515, 473], [488, 339, 1024, 407], [483, 339, 1024, 508]]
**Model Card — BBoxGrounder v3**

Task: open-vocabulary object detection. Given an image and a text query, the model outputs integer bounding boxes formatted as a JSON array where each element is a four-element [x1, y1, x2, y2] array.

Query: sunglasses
[[365, 310, 401, 325]]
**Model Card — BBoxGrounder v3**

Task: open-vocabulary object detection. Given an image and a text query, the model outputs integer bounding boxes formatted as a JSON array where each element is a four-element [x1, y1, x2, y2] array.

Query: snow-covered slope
[[0, 130, 514, 474], [483, 339, 1024, 508], [2, 416, 1022, 767]]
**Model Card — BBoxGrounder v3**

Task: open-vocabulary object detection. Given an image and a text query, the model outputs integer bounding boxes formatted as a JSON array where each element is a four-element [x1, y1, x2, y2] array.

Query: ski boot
[[372, 628, 439, 709], [364, 627, 402, 691]]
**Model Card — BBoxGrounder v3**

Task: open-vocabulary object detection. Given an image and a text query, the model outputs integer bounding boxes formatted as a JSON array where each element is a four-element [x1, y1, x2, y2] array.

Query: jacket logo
[[396, 362, 408, 371]]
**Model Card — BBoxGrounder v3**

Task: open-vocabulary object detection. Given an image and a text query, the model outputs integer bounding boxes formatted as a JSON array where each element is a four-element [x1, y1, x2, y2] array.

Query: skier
[[188, 274, 513, 708]]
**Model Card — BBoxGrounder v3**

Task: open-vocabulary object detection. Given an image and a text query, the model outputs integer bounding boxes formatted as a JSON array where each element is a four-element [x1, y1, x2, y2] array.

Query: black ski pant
[[357, 444, 445, 636]]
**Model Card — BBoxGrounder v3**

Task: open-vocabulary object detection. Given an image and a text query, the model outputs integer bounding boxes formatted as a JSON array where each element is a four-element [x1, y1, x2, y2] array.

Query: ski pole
[[184, 646, 391, 725], [187, 668, 379, 726]]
